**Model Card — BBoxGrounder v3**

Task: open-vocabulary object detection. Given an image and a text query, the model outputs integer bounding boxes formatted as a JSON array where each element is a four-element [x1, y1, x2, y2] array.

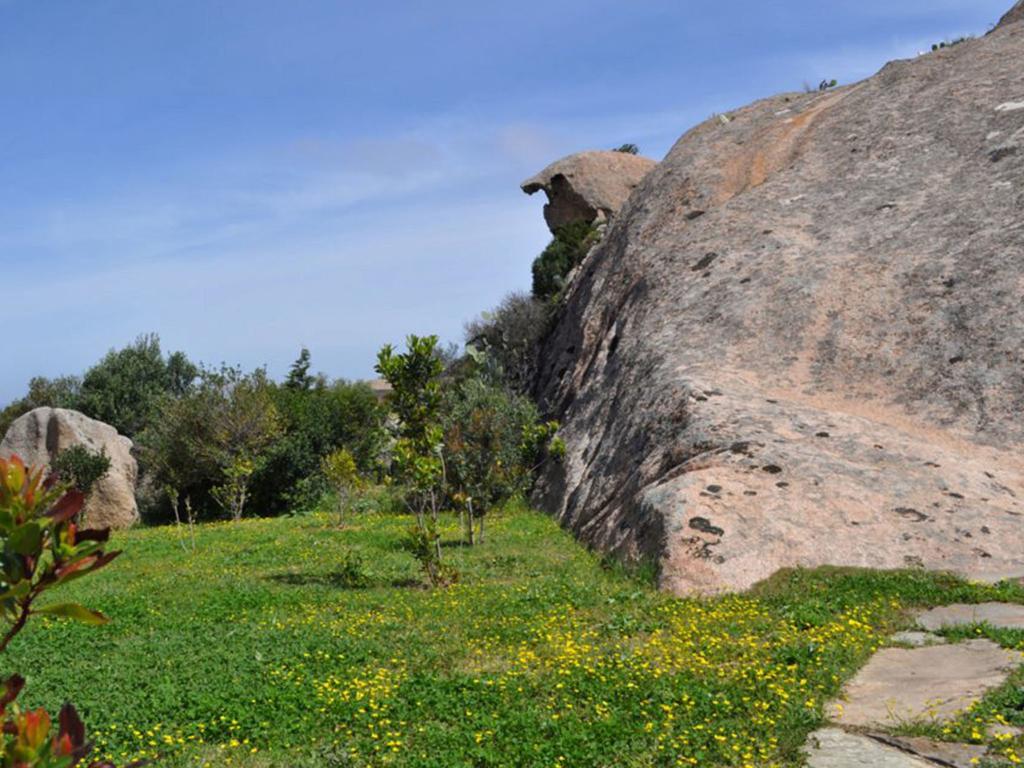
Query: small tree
[[204, 367, 283, 521], [443, 379, 562, 545], [321, 448, 365, 527], [284, 348, 314, 391], [141, 365, 282, 522], [375, 336, 452, 585], [613, 143, 639, 154], [51, 446, 111, 497]]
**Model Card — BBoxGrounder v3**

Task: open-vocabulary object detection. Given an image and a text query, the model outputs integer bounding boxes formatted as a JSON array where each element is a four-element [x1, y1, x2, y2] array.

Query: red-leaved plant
[[0, 455, 143, 767]]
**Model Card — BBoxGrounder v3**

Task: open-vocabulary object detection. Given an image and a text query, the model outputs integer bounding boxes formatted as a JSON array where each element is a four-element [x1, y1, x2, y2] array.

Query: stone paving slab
[[889, 630, 947, 647], [870, 734, 988, 768], [918, 602, 1024, 631], [829, 639, 1020, 726], [803, 729, 934, 767]]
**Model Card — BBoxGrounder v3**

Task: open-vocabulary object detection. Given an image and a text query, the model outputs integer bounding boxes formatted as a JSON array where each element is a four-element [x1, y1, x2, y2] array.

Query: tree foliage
[[376, 335, 450, 585], [141, 365, 282, 521], [442, 378, 562, 545], [76, 335, 197, 438], [465, 292, 550, 396], [321, 448, 365, 527], [531, 221, 600, 301]]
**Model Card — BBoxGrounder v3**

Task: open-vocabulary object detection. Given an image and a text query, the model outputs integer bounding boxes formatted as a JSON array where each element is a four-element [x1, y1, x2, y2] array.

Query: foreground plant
[[0, 455, 139, 767]]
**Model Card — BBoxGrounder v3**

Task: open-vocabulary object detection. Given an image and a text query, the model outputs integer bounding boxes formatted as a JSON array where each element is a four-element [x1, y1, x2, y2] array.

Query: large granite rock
[[0, 408, 139, 529], [997, 0, 1024, 29], [521, 150, 657, 233], [533, 8, 1024, 594]]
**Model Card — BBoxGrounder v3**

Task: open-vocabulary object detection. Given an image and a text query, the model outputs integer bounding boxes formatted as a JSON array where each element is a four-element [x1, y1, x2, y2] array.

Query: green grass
[[5, 502, 1023, 767]]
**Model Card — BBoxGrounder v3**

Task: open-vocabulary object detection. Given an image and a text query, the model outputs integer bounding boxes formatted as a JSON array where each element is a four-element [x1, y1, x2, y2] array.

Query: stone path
[[805, 603, 1024, 767], [917, 602, 1024, 632]]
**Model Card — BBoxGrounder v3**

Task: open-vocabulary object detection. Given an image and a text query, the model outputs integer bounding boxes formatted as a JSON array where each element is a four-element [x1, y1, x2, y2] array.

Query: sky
[[0, 0, 1011, 403]]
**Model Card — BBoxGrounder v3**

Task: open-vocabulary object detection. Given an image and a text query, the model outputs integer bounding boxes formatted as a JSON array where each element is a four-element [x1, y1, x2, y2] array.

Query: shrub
[[334, 551, 369, 588], [402, 523, 458, 587], [140, 365, 282, 521], [249, 380, 384, 516], [321, 448, 365, 527], [51, 445, 111, 496], [442, 379, 561, 545], [613, 143, 640, 154], [0, 455, 136, 767], [531, 221, 600, 301], [931, 36, 971, 51], [465, 292, 550, 395]]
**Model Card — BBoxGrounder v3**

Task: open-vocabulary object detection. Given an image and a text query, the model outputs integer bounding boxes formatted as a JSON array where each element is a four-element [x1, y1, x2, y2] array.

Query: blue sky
[[0, 0, 1009, 402]]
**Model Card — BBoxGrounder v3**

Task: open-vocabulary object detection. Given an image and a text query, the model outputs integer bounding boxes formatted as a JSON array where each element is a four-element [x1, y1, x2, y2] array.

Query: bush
[[51, 445, 111, 496], [0, 455, 135, 767], [465, 292, 550, 395], [248, 380, 384, 516], [140, 365, 282, 521], [442, 378, 559, 545], [321, 448, 365, 527], [531, 221, 600, 301], [334, 551, 369, 588], [613, 143, 639, 154]]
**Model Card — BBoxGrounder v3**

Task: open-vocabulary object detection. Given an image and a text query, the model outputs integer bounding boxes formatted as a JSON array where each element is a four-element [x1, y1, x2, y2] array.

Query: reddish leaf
[[47, 491, 85, 525], [0, 675, 24, 712], [74, 528, 111, 544]]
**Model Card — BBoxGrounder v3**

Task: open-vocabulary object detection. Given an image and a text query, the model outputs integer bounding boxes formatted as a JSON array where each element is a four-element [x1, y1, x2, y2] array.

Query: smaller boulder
[[521, 150, 657, 233], [0, 408, 139, 529]]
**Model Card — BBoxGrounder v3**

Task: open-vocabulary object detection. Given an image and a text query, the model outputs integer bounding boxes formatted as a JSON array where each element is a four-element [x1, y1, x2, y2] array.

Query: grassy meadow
[[6, 501, 1024, 768]]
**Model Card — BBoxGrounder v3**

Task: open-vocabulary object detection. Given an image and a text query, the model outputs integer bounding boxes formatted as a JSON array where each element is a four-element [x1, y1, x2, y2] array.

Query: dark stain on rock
[[689, 517, 725, 537], [705, 484, 722, 494], [895, 507, 929, 522], [990, 146, 1019, 162], [762, 464, 783, 474], [692, 252, 718, 271]]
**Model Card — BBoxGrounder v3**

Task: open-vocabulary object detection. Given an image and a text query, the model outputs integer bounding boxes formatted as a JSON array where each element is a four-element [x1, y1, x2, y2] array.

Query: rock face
[[0, 408, 139, 529], [532, 10, 1024, 594], [997, 1, 1024, 29], [521, 151, 657, 233]]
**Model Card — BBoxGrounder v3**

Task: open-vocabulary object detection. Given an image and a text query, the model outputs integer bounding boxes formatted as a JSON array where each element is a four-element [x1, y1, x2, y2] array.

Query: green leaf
[[7, 523, 41, 556], [34, 603, 109, 625]]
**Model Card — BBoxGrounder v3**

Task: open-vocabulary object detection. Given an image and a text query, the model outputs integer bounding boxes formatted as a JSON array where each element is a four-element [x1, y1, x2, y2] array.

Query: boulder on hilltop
[[531, 6, 1024, 594], [521, 150, 657, 233], [1, 408, 139, 530]]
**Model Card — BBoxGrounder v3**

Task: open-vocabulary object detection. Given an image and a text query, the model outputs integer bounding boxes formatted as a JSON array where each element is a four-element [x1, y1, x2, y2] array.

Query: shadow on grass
[[266, 571, 428, 590], [267, 572, 369, 589]]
